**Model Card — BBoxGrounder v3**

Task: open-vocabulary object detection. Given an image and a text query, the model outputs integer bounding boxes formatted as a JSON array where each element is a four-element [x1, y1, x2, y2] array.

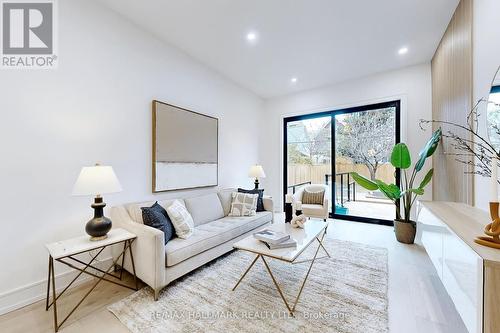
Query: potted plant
[[350, 128, 441, 244]]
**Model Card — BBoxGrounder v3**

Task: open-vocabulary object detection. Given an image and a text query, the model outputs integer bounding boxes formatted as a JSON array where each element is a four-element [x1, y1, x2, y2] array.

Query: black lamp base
[[86, 196, 112, 241], [254, 178, 259, 189]]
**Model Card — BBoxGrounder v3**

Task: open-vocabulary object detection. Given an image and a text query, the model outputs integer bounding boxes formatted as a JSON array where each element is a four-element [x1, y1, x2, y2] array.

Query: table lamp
[[248, 165, 266, 189], [72, 163, 122, 241]]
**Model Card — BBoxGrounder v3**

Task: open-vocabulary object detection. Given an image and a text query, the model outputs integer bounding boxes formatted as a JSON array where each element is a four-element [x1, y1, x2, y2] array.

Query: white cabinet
[[441, 227, 482, 333], [417, 201, 500, 333], [419, 206, 446, 279]]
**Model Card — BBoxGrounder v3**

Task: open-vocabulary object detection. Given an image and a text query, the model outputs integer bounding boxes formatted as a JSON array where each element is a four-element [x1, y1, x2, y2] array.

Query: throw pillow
[[141, 202, 175, 244], [166, 200, 194, 239], [229, 192, 258, 217], [302, 189, 325, 205], [237, 188, 265, 212]]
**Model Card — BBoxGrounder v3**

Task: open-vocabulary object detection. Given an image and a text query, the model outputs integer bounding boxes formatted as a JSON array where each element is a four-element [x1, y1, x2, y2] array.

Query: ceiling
[[98, 0, 459, 98]]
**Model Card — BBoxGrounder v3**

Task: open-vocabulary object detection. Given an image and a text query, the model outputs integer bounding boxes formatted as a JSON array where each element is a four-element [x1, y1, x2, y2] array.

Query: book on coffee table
[[253, 229, 290, 245], [261, 238, 297, 250]]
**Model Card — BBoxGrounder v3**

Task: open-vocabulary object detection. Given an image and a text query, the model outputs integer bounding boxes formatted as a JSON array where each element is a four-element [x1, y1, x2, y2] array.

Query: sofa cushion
[[166, 200, 195, 239], [184, 193, 224, 226], [217, 189, 235, 216], [141, 202, 175, 244], [302, 204, 324, 215], [228, 192, 258, 217], [302, 189, 325, 205], [127, 199, 184, 224], [165, 211, 272, 266], [238, 188, 265, 212]]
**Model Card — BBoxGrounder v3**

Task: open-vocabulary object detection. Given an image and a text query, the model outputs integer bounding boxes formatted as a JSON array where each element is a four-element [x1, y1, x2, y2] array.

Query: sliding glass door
[[284, 101, 400, 225], [285, 115, 332, 213]]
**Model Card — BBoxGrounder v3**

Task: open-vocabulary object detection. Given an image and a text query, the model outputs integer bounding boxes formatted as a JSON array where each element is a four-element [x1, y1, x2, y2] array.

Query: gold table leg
[[292, 229, 330, 264], [46, 239, 137, 332], [45, 256, 52, 311], [232, 254, 259, 291], [50, 256, 58, 332], [317, 229, 331, 258], [232, 228, 327, 315], [260, 255, 294, 316], [292, 234, 323, 312], [128, 239, 139, 290]]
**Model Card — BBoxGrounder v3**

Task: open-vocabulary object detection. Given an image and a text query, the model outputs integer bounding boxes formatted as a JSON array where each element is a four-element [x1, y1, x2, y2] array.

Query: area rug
[[108, 239, 388, 333]]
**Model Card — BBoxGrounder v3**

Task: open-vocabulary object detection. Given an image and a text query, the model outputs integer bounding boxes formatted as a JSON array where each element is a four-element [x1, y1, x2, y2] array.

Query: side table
[[45, 228, 138, 332]]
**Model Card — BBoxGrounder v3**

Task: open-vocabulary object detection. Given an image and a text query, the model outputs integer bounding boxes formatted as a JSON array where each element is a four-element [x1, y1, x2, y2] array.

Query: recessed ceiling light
[[398, 47, 408, 55], [246, 31, 258, 43], [291, 77, 298, 83]]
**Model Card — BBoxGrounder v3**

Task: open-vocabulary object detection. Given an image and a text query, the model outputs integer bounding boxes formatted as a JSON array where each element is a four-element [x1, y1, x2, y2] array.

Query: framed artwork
[[152, 100, 218, 192]]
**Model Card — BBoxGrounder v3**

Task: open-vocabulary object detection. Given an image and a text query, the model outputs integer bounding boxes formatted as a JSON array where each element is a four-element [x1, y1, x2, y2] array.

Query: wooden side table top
[[45, 228, 136, 259]]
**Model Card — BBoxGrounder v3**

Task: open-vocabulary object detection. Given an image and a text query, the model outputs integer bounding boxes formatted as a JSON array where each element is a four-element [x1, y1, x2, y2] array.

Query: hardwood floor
[[331, 219, 467, 333], [0, 218, 467, 333]]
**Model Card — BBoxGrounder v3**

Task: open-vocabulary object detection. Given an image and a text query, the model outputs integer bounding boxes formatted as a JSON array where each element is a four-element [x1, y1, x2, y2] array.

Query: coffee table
[[232, 219, 330, 315]]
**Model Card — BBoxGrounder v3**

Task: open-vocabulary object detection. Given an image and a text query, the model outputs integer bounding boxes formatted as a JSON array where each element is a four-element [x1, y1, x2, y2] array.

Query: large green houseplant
[[350, 128, 441, 244]]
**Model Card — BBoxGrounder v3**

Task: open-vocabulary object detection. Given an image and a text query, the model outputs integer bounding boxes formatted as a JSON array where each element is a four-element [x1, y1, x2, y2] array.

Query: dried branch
[[419, 98, 500, 181]]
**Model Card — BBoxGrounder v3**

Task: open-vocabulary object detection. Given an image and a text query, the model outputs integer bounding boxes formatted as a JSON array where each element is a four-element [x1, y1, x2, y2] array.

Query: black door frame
[[283, 100, 401, 226]]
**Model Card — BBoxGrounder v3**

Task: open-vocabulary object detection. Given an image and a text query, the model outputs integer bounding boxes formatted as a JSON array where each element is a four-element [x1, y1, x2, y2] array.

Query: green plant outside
[[350, 128, 441, 223]]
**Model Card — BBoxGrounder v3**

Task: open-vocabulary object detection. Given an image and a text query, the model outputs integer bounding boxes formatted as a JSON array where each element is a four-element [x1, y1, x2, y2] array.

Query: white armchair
[[292, 184, 329, 221]]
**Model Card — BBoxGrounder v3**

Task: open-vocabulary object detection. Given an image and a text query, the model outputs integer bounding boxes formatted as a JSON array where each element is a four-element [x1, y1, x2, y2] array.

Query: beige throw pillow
[[229, 192, 258, 217], [302, 189, 325, 205], [166, 200, 194, 239]]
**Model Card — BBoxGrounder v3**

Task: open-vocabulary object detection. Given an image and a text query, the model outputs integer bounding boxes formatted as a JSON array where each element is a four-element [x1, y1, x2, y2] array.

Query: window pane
[[286, 116, 332, 213], [334, 107, 396, 220]]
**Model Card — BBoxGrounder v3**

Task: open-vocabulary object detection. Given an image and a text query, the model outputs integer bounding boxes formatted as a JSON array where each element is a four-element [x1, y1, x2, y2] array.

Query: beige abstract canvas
[[153, 100, 218, 192]]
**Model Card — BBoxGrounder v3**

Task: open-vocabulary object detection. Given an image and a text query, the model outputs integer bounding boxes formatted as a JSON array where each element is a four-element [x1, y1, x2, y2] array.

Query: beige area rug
[[108, 239, 388, 333]]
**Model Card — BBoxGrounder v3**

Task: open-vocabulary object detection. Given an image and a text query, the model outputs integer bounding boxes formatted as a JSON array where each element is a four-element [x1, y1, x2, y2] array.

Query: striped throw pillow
[[302, 189, 325, 205]]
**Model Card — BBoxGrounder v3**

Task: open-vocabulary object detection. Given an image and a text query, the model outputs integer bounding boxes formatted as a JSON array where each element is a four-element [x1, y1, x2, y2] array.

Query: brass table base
[[46, 239, 138, 332], [232, 229, 329, 316]]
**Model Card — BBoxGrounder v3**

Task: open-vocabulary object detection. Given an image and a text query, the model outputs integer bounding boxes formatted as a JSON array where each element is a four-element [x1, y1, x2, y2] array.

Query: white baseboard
[[0, 257, 114, 316]]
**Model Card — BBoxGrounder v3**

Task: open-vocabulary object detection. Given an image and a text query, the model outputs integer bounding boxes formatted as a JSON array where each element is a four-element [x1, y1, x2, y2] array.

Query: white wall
[[259, 64, 433, 211], [0, 0, 262, 313], [473, 0, 500, 211]]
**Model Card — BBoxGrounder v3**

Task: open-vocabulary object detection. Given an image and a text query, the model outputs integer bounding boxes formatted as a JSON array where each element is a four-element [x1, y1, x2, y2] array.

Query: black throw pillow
[[238, 188, 265, 212], [141, 202, 175, 244]]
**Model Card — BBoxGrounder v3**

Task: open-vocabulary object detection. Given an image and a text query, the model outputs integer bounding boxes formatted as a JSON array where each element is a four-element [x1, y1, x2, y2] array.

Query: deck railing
[[325, 173, 356, 205], [288, 173, 356, 206], [286, 181, 312, 194]]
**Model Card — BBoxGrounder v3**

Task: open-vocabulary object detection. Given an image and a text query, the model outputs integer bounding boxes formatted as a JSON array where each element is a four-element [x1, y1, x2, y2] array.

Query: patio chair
[[292, 184, 329, 221]]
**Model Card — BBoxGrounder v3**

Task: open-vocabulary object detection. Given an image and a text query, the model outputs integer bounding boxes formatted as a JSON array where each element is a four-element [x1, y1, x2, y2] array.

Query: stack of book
[[253, 229, 297, 249]]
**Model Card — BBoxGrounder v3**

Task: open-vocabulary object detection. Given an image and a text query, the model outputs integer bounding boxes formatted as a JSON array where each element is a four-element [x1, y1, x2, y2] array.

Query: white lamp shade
[[72, 165, 122, 196], [248, 165, 266, 178]]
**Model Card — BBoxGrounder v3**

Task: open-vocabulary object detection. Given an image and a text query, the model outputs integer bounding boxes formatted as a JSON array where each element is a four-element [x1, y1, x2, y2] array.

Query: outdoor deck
[[341, 192, 394, 220], [289, 183, 395, 221]]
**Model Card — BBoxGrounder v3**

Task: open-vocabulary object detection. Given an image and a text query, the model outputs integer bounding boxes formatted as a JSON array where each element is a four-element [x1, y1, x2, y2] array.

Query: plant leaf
[[415, 128, 441, 172], [350, 172, 378, 191], [387, 183, 402, 198], [409, 188, 425, 195], [419, 168, 433, 189], [375, 180, 401, 200], [390, 143, 411, 169], [401, 188, 425, 196]]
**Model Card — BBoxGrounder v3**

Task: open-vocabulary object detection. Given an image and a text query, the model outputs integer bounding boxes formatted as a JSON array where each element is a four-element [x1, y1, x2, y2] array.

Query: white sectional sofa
[[110, 189, 274, 300]]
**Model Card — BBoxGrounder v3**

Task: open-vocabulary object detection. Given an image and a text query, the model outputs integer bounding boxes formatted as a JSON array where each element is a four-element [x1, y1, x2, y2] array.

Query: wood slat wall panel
[[431, 0, 473, 204]]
